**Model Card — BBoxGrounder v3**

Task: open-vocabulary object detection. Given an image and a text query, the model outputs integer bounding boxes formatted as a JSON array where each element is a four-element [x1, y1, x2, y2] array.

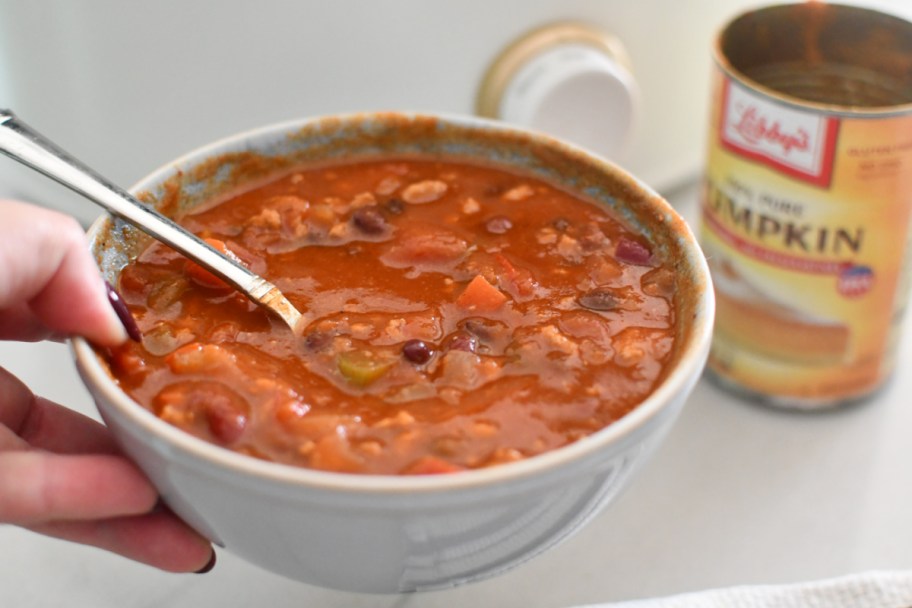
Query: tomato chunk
[[382, 227, 467, 267]]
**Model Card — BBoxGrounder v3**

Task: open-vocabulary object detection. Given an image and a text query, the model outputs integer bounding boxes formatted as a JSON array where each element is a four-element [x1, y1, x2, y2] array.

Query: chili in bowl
[[73, 112, 713, 592]]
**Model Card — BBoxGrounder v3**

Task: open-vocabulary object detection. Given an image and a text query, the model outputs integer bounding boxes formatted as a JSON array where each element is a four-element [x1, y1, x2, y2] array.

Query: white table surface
[[2, 182, 911, 607]]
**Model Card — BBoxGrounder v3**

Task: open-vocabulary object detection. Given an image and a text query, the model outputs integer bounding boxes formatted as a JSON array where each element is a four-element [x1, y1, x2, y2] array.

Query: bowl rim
[[73, 110, 714, 495]]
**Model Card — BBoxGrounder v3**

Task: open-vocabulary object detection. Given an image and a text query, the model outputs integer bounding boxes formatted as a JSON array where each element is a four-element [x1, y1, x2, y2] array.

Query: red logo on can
[[837, 265, 874, 297], [720, 79, 840, 188]]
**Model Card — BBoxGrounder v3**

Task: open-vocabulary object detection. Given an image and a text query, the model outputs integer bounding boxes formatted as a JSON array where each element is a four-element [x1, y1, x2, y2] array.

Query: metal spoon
[[0, 109, 304, 333]]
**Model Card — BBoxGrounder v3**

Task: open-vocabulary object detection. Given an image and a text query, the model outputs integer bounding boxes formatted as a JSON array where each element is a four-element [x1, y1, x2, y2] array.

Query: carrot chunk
[[404, 455, 465, 475], [184, 238, 242, 289], [456, 274, 508, 312]]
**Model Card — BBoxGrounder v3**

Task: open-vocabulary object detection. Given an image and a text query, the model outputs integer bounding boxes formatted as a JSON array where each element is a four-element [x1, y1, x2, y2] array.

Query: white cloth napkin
[[575, 571, 912, 608]]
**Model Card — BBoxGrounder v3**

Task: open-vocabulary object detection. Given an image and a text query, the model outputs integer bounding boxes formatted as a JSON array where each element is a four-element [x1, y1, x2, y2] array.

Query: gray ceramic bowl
[[73, 112, 713, 593]]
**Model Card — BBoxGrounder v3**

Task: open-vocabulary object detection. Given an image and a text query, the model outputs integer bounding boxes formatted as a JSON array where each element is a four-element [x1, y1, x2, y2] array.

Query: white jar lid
[[477, 23, 640, 160]]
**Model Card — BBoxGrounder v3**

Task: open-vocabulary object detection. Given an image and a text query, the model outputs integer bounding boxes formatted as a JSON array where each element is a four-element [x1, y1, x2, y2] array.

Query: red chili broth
[[106, 158, 678, 475]]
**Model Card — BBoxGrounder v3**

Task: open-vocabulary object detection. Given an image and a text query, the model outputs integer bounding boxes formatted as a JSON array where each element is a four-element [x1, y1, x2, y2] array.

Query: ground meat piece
[[485, 216, 513, 234], [381, 227, 468, 267], [375, 176, 401, 196], [462, 197, 481, 214], [401, 180, 448, 204], [556, 234, 584, 263], [502, 184, 534, 201]]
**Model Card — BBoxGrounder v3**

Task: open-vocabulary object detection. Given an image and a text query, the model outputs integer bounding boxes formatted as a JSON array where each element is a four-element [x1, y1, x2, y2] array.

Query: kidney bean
[[207, 401, 248, 444], [615, 237, 653, 266], [402, 339, 434, 364], [154, 381, 248, 445]]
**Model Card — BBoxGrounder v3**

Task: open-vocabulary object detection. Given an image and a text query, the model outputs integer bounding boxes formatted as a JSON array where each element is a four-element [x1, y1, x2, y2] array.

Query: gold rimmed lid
[[476, 21, 634, 119]]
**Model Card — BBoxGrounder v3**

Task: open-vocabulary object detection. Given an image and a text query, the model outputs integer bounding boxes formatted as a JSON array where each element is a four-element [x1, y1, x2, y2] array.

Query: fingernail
[[105, 281, 141, 342], [195, 549, 217, 574]]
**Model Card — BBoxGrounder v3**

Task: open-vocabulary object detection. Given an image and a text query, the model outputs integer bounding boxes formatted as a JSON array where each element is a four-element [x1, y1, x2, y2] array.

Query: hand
[[0, 200, 214, 573]]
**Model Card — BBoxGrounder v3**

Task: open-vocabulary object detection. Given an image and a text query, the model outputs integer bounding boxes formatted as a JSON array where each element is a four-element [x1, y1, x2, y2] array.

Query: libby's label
[[701, 67, 912, 405], [720, 79, 840, 188]]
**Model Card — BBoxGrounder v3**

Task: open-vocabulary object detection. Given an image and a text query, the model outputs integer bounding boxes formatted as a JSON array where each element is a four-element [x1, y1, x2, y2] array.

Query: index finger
[[0, 200, 127, 346]]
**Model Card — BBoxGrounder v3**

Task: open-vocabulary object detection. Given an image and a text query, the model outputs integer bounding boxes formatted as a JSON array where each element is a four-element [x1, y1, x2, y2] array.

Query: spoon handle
[[0, 109, 302, 332]]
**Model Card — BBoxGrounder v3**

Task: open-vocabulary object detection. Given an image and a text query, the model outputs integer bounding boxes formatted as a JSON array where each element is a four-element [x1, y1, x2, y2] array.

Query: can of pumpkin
[[700, 2, 912, 408]]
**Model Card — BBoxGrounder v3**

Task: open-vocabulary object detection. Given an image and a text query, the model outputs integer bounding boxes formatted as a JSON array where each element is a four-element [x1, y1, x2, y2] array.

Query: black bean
[[402, 339, 433, 364], [385, 198, 405, 215], [578, 288, 620, 311], [485, 215, 513, 234], [483, 184, 506, 197], [302, 330, 332, 351], [462, 319, 491, 341], [352, 207, 387, 234], [553, 217, 570, 232], [460, 318, 510, 354], [447, 332, 477, 353]]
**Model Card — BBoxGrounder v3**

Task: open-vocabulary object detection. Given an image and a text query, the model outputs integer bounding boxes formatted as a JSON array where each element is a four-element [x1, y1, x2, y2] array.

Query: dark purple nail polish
[[195, 550, 217, 574], [105, 281, 141, 342]]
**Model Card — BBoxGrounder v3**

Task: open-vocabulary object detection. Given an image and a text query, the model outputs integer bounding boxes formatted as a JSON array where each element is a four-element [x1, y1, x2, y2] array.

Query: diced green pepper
[[338, 351, 394, 387]]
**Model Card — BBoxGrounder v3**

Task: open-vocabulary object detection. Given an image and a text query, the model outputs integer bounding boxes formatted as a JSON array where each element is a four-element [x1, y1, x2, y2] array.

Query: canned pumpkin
[[700, 2, 912, 407]]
